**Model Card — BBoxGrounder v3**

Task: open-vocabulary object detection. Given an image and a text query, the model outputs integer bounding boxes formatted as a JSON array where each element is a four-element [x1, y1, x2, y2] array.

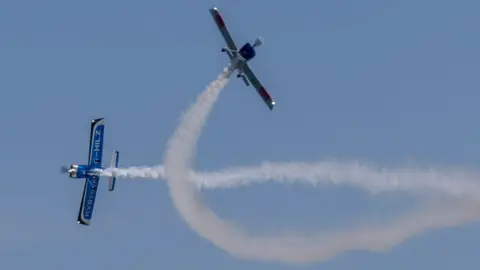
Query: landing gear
[[237, 73, 242, 78], [221, 48, 226, 52]]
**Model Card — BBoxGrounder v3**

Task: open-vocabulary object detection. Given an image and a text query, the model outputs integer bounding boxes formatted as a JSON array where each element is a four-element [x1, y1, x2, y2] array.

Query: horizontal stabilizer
[[108, 151, 119, 191]]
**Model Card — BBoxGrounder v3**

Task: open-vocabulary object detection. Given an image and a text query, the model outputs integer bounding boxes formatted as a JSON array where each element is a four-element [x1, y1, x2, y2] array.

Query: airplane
[[60, 118, 120, 226], [209, 6, 276, 110]]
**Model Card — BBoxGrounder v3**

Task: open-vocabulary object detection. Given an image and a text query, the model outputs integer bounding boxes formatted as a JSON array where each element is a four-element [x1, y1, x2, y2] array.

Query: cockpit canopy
[[239, 42, 256, 61]]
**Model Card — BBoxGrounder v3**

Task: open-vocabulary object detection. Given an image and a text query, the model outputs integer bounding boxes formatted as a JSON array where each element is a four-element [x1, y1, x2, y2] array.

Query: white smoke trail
[[159, 67, 480, 263], [102, 161, 480, 201], [102, 165, 166, 179]]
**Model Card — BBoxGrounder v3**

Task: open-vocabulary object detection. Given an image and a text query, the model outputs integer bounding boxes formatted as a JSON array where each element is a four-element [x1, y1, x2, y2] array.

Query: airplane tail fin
[[108, 151, 119, 191]]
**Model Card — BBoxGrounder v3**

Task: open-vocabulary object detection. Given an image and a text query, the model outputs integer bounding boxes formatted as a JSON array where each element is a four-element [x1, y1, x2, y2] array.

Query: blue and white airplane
[[61, 118, 120, 226]]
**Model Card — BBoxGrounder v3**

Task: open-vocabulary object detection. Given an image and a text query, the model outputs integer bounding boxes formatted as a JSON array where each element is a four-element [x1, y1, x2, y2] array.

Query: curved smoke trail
[[145, 68, 480, 264]]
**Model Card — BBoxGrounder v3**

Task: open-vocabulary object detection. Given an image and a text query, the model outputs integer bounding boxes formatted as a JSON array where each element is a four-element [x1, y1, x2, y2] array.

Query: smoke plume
[[107, 67, 480, 263], [102, 161, 480, 201]]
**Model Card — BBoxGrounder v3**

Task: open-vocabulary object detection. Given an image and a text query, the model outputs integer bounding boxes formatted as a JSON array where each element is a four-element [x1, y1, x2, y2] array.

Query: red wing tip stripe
[[259, 87, 272, 99], [213, 11, 225, 27], [216, 14, 225, 27]]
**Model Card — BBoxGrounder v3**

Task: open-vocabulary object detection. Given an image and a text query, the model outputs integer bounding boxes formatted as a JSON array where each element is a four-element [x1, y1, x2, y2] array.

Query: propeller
[[60, 165, 70, 173], [253, 36, 264, 48]]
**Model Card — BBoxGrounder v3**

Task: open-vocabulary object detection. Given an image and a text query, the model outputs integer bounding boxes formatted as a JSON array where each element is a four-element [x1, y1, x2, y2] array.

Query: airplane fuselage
[[224, 42, 257, 75], [68, 164, 102, 179], [237, 42, 257, 61]]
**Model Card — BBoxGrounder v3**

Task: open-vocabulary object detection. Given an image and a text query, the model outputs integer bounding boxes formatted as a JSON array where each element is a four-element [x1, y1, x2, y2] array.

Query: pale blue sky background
[[1, 0, 479, 269]]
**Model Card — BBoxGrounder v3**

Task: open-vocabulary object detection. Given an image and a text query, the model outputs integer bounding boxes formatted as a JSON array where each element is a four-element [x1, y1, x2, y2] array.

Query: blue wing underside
[[77, 118, 104, 225]]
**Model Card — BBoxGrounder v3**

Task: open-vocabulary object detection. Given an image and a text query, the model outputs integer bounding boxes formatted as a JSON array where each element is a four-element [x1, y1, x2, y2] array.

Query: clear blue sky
[[1, 0, 479, 269]]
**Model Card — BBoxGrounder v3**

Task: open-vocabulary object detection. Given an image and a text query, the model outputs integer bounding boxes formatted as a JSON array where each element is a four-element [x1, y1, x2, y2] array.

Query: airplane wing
[[77, 175, 100, 225], [242, 64, 276, 110], [77, 118, 105, 225], [209, 7, 238, 56]]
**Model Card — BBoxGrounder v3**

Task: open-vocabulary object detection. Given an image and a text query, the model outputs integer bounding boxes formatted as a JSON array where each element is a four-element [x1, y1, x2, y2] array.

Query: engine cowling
[[69, 164, 89, 179], [69, 165, 78, 178]]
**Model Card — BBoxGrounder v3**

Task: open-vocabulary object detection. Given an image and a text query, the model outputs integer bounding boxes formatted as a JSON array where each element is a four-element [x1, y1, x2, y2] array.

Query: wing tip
[[77, 210, 91, 226], [259, 87, 275, 110], [92, 117, 104, 123], [91, 118, 105, 128], [77, 220, 90, 226], [209, 6, 225, 27], [209, 7, 219, 14], [269, 101, 276, 110]]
